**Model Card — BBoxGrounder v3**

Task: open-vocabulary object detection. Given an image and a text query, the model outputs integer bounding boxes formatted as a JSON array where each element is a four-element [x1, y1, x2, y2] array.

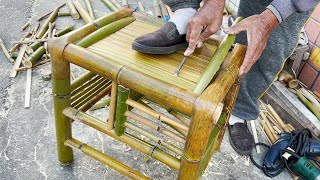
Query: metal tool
[[173, 56, 188, 77]]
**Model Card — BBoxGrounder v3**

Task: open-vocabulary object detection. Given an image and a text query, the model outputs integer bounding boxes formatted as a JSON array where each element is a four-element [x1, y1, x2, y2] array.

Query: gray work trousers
[[163, 0, 312, 120]]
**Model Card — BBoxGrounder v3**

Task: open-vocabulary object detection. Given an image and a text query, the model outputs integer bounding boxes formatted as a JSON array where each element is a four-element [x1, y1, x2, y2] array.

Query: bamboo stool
[[49, 8, 246, 180]]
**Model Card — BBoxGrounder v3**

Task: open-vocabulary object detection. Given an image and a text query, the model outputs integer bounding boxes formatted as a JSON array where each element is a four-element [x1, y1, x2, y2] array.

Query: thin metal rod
[[174, 56, 188, 77]]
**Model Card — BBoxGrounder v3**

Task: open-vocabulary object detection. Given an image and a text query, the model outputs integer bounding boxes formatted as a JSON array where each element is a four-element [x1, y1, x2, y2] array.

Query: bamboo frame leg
[[115, 85, 130, 136], [51, 42, 73, 165]]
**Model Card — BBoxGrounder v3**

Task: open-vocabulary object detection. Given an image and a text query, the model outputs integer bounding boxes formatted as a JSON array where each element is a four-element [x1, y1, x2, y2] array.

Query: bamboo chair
[[49, 8, 246, 180]]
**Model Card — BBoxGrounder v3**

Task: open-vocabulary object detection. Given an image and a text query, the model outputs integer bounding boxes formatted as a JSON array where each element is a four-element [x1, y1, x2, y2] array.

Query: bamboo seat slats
[[86, 20, 218, 91]]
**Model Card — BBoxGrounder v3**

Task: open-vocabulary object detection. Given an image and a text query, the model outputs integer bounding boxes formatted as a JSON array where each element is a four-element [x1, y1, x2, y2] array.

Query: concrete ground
[[0, 0, 293, 179]]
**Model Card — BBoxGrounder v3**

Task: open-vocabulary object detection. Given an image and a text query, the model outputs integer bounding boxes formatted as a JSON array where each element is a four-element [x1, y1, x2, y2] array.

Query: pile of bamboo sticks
[[259, 101, 296, 144]]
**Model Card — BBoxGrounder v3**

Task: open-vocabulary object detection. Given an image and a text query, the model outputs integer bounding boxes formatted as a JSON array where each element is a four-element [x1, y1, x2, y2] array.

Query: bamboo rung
[[125, 111, 186, 144], [65, 138, 151, 180], [126, 99, 189, 132], [63, 107, 180, 170], [71, 75, 101, 96]]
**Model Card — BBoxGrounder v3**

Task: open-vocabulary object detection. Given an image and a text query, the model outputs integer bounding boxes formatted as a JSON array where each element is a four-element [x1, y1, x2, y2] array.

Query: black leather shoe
[[228, 122, 254, 155], [132, 22, 188, 54]]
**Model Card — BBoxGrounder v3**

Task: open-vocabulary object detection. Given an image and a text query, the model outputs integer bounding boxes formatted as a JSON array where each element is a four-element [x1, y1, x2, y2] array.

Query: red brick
[[299, 63, 318, 87], [305, 19, 320, 43], [312, 74, 320, 94], [312, 4, 320, 21]]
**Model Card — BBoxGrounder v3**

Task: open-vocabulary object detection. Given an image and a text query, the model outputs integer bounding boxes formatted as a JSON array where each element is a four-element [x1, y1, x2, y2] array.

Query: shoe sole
[[228, 127, 253, 156], [132, 41, 188, 55]]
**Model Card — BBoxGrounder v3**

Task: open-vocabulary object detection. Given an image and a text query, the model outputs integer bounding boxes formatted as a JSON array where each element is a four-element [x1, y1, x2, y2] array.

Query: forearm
[[268, 0, 319, 22]]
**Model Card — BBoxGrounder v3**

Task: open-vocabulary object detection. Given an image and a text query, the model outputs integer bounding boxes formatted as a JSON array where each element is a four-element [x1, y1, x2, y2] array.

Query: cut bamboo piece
[[63, 107, 180, 170], [48, 23, 53, 39], [22, 46, 46, 68], [108, 81, 118, 130], [297, 90, 320, 119], [125, 122, 183, 156], [89, 98, 111, 110], [0, 38, 15, 64], [16, 59, 51, 72], [58, 12, 71, 17], [314, 91, 320, 102], [266, 104, 290, 132], [266, 113, 283, 132], [21, 20, 31, 31], [65, 138, 150, 180], [138, 2, 146, 13], [278, 70, 298, 88], [126, 99, 189, 132], [122, 0, 128, 8], [37, 11, 52, 22], [125, 111, 186, 143], [67, 1, 80, 19], [10, 42, 28, 78], [300, 88, 320, 113], [111, 0, 122, 9], [165, 5, 174, 18], [55, 25, 75, 37], [264, 118, 277, 143], [115, 85, 130, 136], [84, 0, 96, 20], [73, 1, 93, 23], [101, 0, 118, 11], [193, 17, 242, 94], [25, 68, 32, 108], [12, 39, 48, 44], [77, 17, 135, 47], [153, 0, 162, 18], [36, 9, 58, 39], [250, 120, 261, 154]]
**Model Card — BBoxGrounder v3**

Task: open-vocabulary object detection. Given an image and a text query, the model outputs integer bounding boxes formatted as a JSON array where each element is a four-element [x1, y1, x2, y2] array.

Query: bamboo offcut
[[101, 0, 118, 12], [22, 46, 46, 68], [153, 0, 162, 18], [297, 90, 320, 119], [55, 25, 75, 37], [21, 20, 31, 31], [58, 12, 71, 17], [36, 9, 58, 39], [67, 1, 80, 19], [0, 38, 15, 64], [73, 1, 93, 23], [84, 0, 96, 20]]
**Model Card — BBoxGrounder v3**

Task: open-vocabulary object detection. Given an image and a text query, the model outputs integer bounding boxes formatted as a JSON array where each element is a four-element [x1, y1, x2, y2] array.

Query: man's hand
[[225, 9, 279, 76], [184, 0, 225, 56]]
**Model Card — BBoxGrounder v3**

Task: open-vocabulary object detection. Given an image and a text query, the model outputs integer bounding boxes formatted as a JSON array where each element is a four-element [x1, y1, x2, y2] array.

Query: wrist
[[260, 9, 280, 30]]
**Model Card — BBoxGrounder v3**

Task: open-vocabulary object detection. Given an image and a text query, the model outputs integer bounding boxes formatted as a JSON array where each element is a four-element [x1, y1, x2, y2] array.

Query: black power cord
[[250, 129, 320, 179]]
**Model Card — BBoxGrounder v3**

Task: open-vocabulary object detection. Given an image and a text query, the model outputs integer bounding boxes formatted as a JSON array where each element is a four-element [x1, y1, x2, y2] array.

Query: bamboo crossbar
[[126, 99, 189, 132], [71, 75, 101, 96], [71, 71, 97, 91], [62, 44, 197, 115], [63, 107, 180, 170], [125, 111, 186, 144], [124, 122, 183, 156], [65, 138, 151, 180], [71, 76, 106, 101]]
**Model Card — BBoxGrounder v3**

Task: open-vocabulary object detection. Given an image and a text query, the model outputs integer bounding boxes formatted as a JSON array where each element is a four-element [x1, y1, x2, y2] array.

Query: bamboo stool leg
[[115, 85, 130, 136], [51, 44, 73, 165]]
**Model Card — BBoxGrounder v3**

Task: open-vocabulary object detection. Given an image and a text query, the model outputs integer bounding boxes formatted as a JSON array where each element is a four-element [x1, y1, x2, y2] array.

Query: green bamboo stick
[[21, 20, 31, 31], [89, 98, 111, 110], [115, 85, 130, 136], [36, 9, 59, 39], [0, 38, 15, 64], [84, 0, 96, 20], [67, 1, 80, 20], [22, 46, 46, 68], [55, 25, 75, 37], [193, 17, 243, 95], [101, 0, 118, 11], [77, 17, 135, 47], [73, 1, 94, 23], [297, 90, 320, 119], [30, 42, 42, 51], [58, 12, 72, 17]]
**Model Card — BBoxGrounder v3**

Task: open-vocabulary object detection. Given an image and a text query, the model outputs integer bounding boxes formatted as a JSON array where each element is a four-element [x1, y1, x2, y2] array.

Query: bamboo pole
[[122, 0, 128, 8], [278, 70, 298, 88], [58, 12, 71, 17], [77, 17, 135, 47], [73, 1, 94, 23], [101, 0, 118, 12], [300, 88, 320, 113], [21, 20, 31, 31], [71, 71, 96, 91], [67, 1, 80, 20], [80, 83, 112, 112], [65, 138, 150, 180], [125, 122, 183, 156], [22, 46, 46, 68], [37, 11, 52, 22], [125, 111, 186, 143], [36, 8, 58, 39], [193, 17, 242, 94], [0, 38, 15, 64], [126, 99, 189, 132], [55, 25, 75, 37], [115, 86, 130, 136], [89, 98, 111, 110], [297, 90, 320, 119], [63, 107, 180, 170], [108, 81, 118, 130], [266, 104, 290, 132], [84, 0, 96, 20], [153, 0, 162, 18], [48, 23, 53, 39]]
